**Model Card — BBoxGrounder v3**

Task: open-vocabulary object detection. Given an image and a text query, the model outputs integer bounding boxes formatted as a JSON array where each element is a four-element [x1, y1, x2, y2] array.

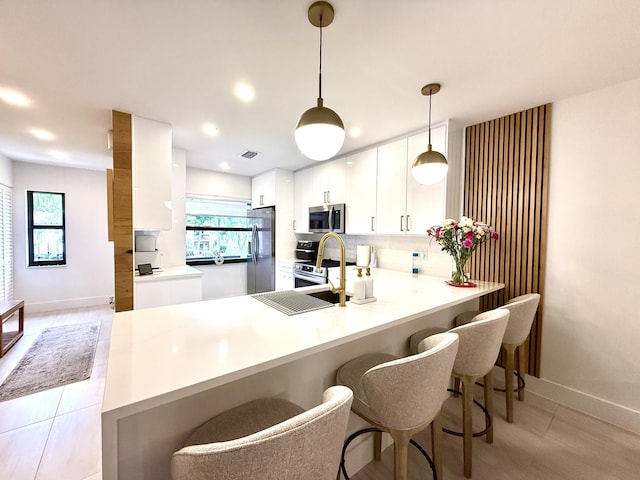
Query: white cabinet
[[312, 158, 345, 205], [294, 168, 313, 233], [134, 267, 203, 309], [132, 116, 172, 230], [376, 138, 409, 234], [376, 124, 447, 234], [345, 149, 378, 234], [405, 126, 447, 233], [276, 260, 294, 291], [251, 170, 276, 208]]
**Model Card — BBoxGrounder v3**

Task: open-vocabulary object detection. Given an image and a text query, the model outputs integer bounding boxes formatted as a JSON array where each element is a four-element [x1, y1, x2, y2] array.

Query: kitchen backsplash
[[295, 233, 454, 278]]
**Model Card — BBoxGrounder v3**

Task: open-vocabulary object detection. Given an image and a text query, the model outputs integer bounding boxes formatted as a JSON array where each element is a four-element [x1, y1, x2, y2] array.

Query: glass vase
[[451, 257, 470, 285]]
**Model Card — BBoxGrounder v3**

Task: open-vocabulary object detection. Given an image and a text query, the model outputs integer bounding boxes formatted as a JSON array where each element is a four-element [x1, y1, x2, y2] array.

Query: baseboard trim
[[525, 374, 640, 435], [24, 296, 112, 314]]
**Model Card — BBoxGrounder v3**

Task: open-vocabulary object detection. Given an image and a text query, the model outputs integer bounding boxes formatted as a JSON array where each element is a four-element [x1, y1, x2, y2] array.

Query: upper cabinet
[[132, 116, 172, 230], [376, 125, 447, 234], [405, 126, 447, 233], [376, 138, 409, 234], [293, 123, 449, 236], [294, 168, 313, 233], [312, 158, 345, 205], [345, 149, 378, 234], [251, 170, 276, 208]]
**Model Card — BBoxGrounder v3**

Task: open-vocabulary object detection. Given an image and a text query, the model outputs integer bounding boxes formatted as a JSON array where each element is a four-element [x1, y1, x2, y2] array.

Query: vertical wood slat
[[464, 105, 550, 377], [112, 111, 134, 313], [106, 168, 114, 242]]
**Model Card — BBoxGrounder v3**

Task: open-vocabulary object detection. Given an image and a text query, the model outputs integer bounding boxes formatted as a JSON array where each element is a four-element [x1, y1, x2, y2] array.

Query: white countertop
[[103, 269, 503, 416], [133, 265, 203, 283]]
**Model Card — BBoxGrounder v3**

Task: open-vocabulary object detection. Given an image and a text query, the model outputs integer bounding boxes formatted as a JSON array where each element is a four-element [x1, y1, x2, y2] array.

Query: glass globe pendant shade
[[411, 145, 448, 185], [295, 98, 345, 161]]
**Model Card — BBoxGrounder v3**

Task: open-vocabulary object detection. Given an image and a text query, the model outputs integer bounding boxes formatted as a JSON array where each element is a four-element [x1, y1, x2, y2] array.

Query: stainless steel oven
[[293, 263, 328, 288]]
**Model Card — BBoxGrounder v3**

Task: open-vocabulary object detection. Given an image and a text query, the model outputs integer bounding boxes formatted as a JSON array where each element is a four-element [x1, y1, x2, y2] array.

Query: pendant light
[[412, 83, 448, 185], [295, 1, 345, 161]]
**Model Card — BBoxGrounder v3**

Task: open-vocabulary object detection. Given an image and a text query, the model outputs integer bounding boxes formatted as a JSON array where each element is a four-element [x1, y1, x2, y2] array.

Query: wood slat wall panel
[[464, 105, 550, 376], [112, 111, 134, 312]]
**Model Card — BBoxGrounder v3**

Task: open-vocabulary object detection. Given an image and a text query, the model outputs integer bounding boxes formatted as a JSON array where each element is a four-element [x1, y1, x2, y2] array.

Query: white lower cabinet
[[276, 260, 294, 291], [134, 267, 203, 309]]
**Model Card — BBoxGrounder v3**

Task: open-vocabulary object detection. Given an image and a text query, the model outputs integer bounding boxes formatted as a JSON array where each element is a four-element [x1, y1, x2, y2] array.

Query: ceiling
[[1, 0, 639, 177]]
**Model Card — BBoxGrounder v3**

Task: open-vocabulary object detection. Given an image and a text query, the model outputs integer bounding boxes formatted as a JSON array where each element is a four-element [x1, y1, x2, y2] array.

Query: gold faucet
[[316, 232, 347, 307]]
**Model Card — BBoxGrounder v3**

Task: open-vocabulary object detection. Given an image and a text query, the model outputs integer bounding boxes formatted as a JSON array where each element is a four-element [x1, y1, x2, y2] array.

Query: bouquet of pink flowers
[[427, 217, 499, 284]]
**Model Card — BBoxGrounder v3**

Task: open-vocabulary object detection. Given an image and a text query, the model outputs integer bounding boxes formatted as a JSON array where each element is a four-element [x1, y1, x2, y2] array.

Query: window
[[186, 197, 252, 265], [27, 191, 66, 266]]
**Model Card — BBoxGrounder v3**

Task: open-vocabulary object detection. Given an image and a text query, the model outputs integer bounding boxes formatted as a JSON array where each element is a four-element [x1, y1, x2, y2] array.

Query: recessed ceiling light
[[0, 87, 31, 107], [202, 123, 219, 136], [234, 82, 255, 102], [219, 162, 231, 171], [349, 127, 362, 138], [30, 128, 55, 141]]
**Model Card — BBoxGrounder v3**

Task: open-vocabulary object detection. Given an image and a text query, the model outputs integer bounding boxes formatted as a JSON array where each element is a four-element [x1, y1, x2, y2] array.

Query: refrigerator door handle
[[251, 224, 259, 264]]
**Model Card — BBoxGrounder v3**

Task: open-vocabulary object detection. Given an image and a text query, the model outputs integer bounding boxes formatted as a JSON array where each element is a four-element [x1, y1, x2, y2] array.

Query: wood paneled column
[[111, 111, 133, 312], [464, 104, 551, 376]]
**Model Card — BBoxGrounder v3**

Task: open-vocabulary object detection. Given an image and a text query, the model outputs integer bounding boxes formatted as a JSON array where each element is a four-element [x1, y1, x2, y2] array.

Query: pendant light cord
[[428, 90, 432, 145], [318, 17, 323, 101]]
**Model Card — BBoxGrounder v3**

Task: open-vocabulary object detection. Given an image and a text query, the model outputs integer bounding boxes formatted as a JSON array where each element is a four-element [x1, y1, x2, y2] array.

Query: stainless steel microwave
[[309, 203, 345, 234]]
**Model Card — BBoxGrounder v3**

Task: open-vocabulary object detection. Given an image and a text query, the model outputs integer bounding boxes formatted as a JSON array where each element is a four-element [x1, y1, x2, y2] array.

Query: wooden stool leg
[[390, 430, 411, 480], [431, 410, 443, 480], [484, 371, 494, 443], [461, 375, 474, 478], [504, 344, 516, 423], [517, 343, 526, 401], [374, 430, 382, 461]]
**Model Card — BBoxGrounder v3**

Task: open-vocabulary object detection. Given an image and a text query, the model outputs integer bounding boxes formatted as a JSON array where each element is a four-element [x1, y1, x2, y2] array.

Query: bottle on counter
[[353, 268, 366, 301], [364, 267, 374, 298], [412, 252, 419, 277]]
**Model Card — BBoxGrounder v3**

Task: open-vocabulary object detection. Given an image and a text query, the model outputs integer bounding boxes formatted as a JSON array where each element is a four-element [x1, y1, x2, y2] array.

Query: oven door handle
[[329, 205, 334, 231]]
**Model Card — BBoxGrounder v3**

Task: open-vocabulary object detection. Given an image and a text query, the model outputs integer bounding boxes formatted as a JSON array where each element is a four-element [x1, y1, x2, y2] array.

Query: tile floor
[[0, 306, 111, 480], [1, 305, 639, 480]]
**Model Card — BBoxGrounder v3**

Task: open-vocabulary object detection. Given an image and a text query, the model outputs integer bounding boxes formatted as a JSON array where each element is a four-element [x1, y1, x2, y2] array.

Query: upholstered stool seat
[[171, 386, 353, 480], [410, 309, 509, 478], [336, 332, 459, 480]]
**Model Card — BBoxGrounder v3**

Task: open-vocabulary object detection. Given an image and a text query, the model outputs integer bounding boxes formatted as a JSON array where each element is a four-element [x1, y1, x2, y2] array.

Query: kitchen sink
[[305, 290, 351, 304], [251, 290, 336, 316]]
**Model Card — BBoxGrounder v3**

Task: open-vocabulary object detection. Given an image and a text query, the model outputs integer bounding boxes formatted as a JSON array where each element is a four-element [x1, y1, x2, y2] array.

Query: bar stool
[[171, 386, 353, 480], [410, 309, 509, 478], [455, 293, 540, 422], [336, 332, 459, 480]]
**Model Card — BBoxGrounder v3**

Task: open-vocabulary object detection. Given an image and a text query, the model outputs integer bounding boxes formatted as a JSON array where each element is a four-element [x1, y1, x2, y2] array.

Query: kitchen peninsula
[[102, 269, 503, 480]]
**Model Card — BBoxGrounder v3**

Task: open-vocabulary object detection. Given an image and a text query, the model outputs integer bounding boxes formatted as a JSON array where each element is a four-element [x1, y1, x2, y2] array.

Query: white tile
[[36, 404, 102, 480], [0, 387, 63, 434], [0, 419, 52, 480], [56, 364, 106, 416]]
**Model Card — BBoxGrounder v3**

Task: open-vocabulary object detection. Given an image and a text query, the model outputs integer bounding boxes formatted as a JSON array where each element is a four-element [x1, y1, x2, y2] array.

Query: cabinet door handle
[[406, 214, 411, 231], [400, 215, 404, 232], [371, 216, 375, 232], [260, 194, 264, 205], [326, 190, 330, 204], [293, 219, 296, 231]]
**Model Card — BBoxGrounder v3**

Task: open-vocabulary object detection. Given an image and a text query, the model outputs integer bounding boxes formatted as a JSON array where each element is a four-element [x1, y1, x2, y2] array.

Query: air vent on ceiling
[[240, 150, 260, 159]]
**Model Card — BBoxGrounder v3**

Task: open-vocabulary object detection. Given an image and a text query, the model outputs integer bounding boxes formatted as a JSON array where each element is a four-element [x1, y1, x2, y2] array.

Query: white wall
[[186, 167, 251, 300], [0, 153, 13, 186], [13, 162, 114, 312], [528, 77, 640, 433]]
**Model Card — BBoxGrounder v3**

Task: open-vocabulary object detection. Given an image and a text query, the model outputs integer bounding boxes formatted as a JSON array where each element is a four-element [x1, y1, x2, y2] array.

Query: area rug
[[0, 322, 100, 402]]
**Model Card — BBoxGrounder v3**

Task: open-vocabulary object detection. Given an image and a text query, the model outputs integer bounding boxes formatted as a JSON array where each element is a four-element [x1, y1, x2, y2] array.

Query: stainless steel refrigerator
[[247, 206, 275, 294]]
